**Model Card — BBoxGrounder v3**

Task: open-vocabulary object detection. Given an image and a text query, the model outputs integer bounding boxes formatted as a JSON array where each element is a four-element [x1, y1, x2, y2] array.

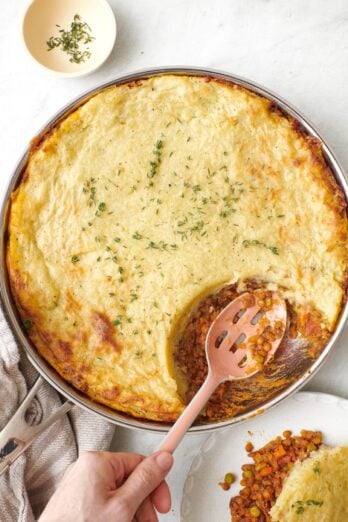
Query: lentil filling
[[174, 281, 330, 422], [230, 430, 323, 521]]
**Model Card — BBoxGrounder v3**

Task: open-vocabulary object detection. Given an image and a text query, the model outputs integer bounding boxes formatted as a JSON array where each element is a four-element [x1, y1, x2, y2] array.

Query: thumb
[[116, 451, 173, 512]]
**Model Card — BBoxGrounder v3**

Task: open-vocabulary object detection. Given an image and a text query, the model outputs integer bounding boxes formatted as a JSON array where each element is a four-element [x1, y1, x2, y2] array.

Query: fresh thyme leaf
[[145, 239, 178, 251], [23, 319, 32, 330], [147, 139, 164, 184], [113, 319, 122, 326], [219, 208, 236, 218], [83, 178, 97, 207], [132, 231, 142, 240], [190, 220, 204, 234], [269, 246, 279, 255], [95, 202, 106, 216], [313, 462, 320, 475], [242, 239, 279, 255], [46, 14, 95, 64], [177, 217, 188, 227], [293, 500, 323, 514], [71, 255, 80, 263]]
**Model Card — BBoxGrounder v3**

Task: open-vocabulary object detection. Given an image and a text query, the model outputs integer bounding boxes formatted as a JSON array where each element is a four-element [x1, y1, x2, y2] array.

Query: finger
[[115, 451, 173, 514], [72, 451, 145, 490], [135, 497, 158, 522], [151, 480, 172, 513], [97, 451, 145, 485]]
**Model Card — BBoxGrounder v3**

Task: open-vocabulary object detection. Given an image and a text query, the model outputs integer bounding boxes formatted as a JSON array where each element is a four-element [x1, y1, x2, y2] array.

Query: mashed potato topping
[[7, 75, 347, 420], [271, 446, 348, 521]]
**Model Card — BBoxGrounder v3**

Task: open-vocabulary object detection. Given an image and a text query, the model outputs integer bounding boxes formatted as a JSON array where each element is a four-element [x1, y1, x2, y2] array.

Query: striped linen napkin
[[0, 307, 115, 521]]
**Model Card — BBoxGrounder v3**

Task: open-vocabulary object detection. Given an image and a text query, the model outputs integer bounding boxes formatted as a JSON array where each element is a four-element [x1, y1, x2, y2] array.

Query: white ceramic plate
[[181, 392, 348, 522]]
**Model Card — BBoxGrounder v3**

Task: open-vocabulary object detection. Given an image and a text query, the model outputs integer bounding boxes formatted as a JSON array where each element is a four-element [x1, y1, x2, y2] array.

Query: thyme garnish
[[23, 319, 32, 330], [95, 202, 106, 216], [146, 240, 177, 251], [293, 500, 323, 514], [47, 14, 95, 64], [219, 208, 236, 218], [242, 239, 279, 255], [313, 462, 320, 475], [83, 177, 96, 206], [147, 139, 164, 186]]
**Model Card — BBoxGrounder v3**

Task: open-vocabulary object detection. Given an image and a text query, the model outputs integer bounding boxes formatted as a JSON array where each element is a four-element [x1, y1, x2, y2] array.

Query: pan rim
[[1, 65, 347, 434]]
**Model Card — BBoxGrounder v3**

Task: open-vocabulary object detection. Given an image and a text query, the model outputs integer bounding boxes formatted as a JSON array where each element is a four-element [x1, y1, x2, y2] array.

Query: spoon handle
[[158, 371, 221, 453]]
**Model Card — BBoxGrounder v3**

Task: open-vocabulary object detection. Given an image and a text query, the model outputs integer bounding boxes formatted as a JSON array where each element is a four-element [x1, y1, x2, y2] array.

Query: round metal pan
[[1, 66, 347, 446]]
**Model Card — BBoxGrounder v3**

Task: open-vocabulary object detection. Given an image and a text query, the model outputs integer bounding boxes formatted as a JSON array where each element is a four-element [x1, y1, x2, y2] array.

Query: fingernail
[[155, 451, 173, 471]]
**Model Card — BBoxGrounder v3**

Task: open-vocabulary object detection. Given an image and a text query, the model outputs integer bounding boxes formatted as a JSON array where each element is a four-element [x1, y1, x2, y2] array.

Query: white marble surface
[[1, 0, 348, 520]]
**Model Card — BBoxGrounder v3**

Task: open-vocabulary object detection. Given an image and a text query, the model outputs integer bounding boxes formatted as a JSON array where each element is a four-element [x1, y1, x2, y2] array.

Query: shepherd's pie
[[6, 75, 348, 421]]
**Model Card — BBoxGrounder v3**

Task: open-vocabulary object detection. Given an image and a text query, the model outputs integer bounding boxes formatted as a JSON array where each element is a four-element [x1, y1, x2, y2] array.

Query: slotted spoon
[[158, 290, 287, 453]]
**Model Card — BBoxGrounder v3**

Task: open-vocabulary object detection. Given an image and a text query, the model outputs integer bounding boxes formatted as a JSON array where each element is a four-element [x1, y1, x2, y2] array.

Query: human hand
[[39, 450, 173, 522]]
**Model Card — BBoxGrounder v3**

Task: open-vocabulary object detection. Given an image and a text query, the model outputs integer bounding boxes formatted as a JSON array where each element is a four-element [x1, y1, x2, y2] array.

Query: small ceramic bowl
[[22, 0, 117, 77]]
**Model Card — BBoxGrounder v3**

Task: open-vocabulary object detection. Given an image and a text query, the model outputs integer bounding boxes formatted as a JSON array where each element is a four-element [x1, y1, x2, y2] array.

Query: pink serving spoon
[[158, 290, 287, 453]]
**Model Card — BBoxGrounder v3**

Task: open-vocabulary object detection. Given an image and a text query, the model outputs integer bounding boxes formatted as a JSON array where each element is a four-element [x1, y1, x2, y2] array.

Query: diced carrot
[[260, 466, 273, 477], [274, 444, 286, 458]]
